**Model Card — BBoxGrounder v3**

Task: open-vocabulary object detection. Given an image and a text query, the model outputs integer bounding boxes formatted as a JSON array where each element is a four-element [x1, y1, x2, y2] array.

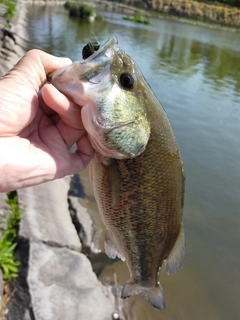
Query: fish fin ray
[[165, 224, 185, 275], [121, 279, 165, 310], [105, 229, 125, 261], [89, 162, 93, 185], [181, 165, 185, 207]]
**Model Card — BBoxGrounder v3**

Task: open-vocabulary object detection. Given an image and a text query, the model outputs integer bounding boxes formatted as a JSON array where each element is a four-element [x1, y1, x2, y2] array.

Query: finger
[[59, 151, 92, 177], [51, 113, 60, 125], [56, 135, 94, 178], [42, 83, 83, 129], [38, 89, 56, 116], [75, 133, 95, 165], [56, 119, 86, 149]]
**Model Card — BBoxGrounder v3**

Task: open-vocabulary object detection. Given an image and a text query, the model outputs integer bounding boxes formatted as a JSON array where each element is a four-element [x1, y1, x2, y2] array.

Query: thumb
[[3, 49, 72, 91]]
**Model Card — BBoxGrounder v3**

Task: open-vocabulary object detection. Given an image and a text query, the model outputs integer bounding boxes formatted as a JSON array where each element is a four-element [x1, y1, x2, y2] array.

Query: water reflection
[[156, 32, 240, 92]]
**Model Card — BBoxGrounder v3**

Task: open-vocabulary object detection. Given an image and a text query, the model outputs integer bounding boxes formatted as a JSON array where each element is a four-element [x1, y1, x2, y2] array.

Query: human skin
[[0, 49, 94, 192]]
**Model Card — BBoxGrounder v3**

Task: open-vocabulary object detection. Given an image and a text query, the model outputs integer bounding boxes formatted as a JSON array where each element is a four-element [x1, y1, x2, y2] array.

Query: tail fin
[[121, 280, 165, 309]]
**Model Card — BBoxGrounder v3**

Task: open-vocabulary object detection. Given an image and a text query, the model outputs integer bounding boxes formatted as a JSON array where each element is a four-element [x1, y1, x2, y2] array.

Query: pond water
[[25, 4, 240, 320]]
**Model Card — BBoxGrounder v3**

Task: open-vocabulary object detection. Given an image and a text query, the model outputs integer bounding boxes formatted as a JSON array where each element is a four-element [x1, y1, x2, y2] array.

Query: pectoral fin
[[102, 158, 120, 207], [105, 229, 125, 261], [165, 224, 185, 275], [89, 162, 93, 185]]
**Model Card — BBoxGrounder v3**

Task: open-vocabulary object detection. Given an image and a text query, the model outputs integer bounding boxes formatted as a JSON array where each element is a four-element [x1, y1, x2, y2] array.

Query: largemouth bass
[[48, 38, 185, 309]]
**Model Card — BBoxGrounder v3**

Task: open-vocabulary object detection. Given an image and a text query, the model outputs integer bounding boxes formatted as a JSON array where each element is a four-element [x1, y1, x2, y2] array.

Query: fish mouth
[[47, 37, 119, 82], [83, 37, 119, 62], [47, 38, 119, 106]]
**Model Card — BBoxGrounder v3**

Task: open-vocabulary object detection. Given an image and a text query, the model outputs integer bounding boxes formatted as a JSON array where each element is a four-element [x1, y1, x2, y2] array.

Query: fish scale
[[90, 123, 183, 299], [48, 37, 185, 309]]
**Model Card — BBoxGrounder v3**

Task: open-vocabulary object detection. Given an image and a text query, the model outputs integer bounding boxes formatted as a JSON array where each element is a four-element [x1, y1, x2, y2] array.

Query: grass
[[0, 0, 17, 21], [0, 192, 23, 281], [0, 283, 16, 319], [64, 2, 94, 19], [123, 13, 151, 25], [0, 192, 23, 317]]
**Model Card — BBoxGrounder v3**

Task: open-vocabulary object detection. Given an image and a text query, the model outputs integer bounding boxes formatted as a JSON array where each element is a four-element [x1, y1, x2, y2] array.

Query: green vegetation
[[0, 0, 17, 21], [64, 2, 94, 19], [95, 14, 103, 21], [0, 193, 23, 281], [123, 13, 151, 25]]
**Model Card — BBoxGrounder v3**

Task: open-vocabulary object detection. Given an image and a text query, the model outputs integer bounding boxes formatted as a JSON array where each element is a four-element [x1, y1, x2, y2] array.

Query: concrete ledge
[[18, 178, 81, 251], [28, 240, 115, 320]]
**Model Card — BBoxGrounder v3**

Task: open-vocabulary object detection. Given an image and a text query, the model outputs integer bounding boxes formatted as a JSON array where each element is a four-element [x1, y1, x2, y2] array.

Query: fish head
[[48, 37, 151, 159]]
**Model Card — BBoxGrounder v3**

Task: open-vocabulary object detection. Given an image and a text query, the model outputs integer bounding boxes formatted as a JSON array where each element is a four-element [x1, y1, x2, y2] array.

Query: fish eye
[[120, 73, 135, 89]]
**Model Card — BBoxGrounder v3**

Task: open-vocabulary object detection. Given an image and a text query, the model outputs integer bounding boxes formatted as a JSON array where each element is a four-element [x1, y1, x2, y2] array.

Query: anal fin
[[165, 224, 185, 275]]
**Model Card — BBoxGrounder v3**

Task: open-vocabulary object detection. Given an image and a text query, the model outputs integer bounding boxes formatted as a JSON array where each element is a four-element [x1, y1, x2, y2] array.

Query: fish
[[48, 37, 185, 310]]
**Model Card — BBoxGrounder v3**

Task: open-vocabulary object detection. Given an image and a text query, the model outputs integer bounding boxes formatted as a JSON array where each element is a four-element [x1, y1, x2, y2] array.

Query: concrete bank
[[0, 1, 27, 316], [1, 176, 117, 320], [0, 0, 27, 77], [14, 177, 117, 320]]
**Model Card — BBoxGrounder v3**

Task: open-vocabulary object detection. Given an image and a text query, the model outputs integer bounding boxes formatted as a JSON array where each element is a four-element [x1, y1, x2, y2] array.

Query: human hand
[[0, 49, 94, 192]]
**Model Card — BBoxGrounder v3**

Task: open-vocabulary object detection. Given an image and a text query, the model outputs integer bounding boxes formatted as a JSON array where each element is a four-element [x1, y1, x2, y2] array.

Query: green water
[[26, 4, 240, 319]]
